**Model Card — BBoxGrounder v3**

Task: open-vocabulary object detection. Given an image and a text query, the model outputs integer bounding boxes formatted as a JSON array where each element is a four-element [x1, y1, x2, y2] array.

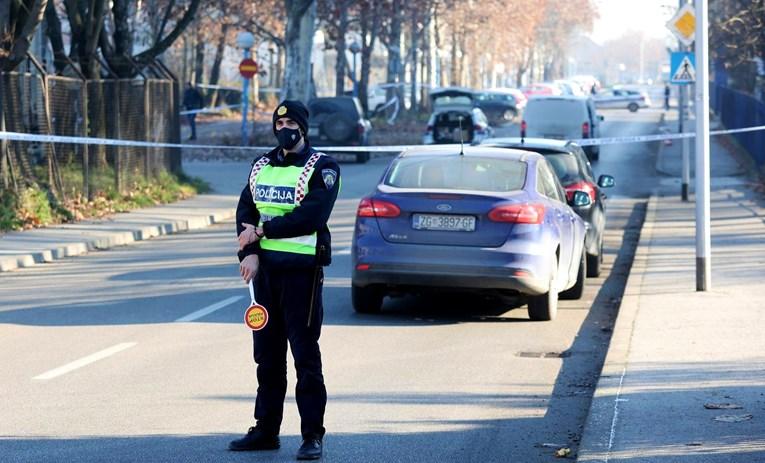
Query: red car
[[521, 83, 563, 98]]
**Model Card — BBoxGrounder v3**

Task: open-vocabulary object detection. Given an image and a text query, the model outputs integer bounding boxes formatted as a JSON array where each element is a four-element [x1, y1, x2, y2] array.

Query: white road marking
[[334, 248, 352, 255], [606, 366, 628, 462], [174, 295, 244, 322], [33, 342, 137, 380]]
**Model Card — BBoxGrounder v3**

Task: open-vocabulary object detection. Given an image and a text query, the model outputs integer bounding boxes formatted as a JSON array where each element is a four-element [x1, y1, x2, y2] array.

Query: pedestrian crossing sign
[[670, 52, 696, 84]]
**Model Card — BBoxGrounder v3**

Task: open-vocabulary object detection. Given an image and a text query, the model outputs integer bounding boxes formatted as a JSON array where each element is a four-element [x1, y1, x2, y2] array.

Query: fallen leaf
[[705, 403, 743, 410], [714, 414, 753, 423], [555, 447, 571, 458]]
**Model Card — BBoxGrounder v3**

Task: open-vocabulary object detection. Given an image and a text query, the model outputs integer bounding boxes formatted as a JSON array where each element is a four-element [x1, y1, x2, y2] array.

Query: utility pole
[[694, 0, 711, 291], [679, 0, 690, 201]]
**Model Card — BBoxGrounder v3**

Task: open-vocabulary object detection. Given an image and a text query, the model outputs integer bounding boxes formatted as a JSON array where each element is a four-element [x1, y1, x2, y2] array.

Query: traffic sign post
[[668, 1, 695, 201], [694, 0, 711, 291], [236, 32, 256, 146]]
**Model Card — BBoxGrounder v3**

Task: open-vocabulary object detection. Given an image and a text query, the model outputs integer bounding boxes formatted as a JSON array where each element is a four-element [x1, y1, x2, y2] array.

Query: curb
[[576, 194, 658, 462], [0, 208, 235, 273]]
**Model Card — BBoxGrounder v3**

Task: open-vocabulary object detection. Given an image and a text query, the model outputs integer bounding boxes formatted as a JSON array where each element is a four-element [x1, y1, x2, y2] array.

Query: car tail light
[[426, 124, 433, 133], [356, 264, 370, 271], [473, 125, 482, 131], [357, 123, 365, 135], [357, 197, 401, 218], [488, 203, 545, 224], [521, 120, 527, 138], [564, 181, 597, 202], [582, 122, 590, 138]]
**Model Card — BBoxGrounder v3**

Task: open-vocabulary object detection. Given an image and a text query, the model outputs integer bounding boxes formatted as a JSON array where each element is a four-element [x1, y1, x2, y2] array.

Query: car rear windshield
[[475, 93, 514, 103], [308, 98, 360, 117], [524, 99, 587, 124], [385, 156, 527, 192], [544, 153, 581, 185], [433, 94, 472, 106]]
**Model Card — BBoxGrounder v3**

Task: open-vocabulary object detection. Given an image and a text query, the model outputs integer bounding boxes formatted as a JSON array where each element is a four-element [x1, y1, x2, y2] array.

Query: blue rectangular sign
[[670, 52, 696, 85]]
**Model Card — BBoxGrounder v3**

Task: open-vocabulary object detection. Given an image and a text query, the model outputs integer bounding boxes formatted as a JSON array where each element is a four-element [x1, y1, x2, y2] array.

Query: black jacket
[[236, 142, 340, 269]]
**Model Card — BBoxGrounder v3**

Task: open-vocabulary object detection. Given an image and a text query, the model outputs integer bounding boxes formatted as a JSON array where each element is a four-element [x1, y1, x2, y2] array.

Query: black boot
[[296, 437, 322, 460], [228, 426, 280, 451]]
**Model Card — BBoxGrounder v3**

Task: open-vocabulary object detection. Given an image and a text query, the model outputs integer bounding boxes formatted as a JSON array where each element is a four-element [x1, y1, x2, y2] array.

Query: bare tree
[[282, 0, 316, 102], [0, 0, 49, 71]]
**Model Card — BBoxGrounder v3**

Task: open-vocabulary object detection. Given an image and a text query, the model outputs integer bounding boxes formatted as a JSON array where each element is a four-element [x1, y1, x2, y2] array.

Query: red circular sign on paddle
[[239, 59, 259, 79], [244, 302, 269, 331]]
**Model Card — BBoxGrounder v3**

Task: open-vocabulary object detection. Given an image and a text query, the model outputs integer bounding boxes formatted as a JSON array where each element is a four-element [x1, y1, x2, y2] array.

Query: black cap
[[272, 100, 309, 136]]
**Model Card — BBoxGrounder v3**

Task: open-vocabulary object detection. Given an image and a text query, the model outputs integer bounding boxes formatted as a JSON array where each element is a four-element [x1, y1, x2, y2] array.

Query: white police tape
[[180, 104, 241, 115], [1, 124, 764, 153]]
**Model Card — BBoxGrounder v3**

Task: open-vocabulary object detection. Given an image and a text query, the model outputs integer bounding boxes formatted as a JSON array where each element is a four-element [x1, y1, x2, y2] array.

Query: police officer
[[230, 100, 339, 460]]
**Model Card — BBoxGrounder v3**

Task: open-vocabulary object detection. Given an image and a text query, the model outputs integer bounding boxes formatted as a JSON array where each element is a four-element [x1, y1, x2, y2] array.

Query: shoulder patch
[[322, 168, 338, 190]]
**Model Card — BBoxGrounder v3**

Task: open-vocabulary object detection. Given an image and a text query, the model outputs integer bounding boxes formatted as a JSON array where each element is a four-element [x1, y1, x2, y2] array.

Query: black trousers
[[252, 264, 326, 439]]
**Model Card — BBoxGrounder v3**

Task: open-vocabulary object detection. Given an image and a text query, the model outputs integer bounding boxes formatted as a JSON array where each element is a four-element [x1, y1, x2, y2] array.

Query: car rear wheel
[[528, 256, 559, 321], [628, 102, 639, 112], [502, 108, 517, 121], [586, 240, 603, 277], [355, 152, 370, 164], [352, 284, 384, 313], [561, 251, 586, 300]]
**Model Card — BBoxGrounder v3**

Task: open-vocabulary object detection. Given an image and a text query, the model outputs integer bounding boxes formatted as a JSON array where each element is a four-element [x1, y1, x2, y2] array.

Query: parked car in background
[[351, 146, 590, 321], [481, 137, 615, 277], [521, 95, 603, 161], [423, 87, 493, 144], [473, 89, 521, 124], [307, 96, 373, 163], [521, 83, 563, 98], [570, 75, 602, 95], [593, 87, 652, 112], [554, 80, 587, 96], [504, 88, 528, 111]]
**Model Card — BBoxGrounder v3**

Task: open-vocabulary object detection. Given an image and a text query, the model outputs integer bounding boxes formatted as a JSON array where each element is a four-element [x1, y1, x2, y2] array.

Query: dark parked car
[[482, 137, 615, 277], [306, 96, 373, 163], [351, 146, 590, 321], [474, 90, 520, 124]]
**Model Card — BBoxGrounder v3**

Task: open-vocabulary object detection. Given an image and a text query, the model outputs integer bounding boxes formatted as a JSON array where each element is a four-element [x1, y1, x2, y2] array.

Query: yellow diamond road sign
[[667, 4, 696, 46]]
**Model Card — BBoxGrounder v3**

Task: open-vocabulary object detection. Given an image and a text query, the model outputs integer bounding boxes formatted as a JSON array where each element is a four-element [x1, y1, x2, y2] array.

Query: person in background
[[183, 82, 204, 140], [664, 83, 671, 111]]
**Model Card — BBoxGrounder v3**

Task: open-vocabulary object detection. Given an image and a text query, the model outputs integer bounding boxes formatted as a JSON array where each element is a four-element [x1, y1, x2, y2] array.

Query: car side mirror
[[599, 115, 605, 121], [570, 190, 592, 207], [598, 174, 615, 188]]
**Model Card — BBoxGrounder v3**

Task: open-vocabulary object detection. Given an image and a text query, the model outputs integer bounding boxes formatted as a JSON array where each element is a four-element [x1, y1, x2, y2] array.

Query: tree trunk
[[1, 0, 48, 72], [334, 4, 348, 97], [44, 0, 67, 73], [194, 27, 205, 84], [282, 0, 316, 102], [358, 0, 381, 114], [208, 23, 230, 106], [450, 29, 458, 87], [409, 13, 419, 114], [385, 0, 403, 108]]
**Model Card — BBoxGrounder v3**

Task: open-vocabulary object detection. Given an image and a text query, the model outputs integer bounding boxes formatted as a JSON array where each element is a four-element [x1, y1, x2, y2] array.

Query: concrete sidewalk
[[578, 119, 765, 461], [0, 194, 236, 272]]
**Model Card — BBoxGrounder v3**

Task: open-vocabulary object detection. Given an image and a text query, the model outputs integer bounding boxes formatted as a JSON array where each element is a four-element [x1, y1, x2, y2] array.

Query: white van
[[521, 96, 603, 160]]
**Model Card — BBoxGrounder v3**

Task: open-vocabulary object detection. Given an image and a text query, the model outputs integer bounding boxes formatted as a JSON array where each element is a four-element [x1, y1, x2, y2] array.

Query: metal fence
[[0, 71, 181, 201], [711, 82, 765, 169]]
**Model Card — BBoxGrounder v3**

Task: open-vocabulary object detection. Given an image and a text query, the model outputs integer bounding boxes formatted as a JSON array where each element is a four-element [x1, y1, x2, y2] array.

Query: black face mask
[[276, 127, 302, 150]]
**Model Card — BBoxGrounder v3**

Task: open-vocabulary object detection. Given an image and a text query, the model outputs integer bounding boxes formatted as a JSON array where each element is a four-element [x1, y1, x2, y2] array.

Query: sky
[[589, 0, 676, 44]]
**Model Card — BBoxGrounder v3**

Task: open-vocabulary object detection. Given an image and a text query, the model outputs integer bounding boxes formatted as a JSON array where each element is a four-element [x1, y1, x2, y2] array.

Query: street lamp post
[[349, 41, 361, 97], [237, 31, 255, 146]]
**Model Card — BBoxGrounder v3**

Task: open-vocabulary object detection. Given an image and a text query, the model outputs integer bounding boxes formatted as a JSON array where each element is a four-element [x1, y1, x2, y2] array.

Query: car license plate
[[412, 214, 475, 232], [308, 127, 319, 137]]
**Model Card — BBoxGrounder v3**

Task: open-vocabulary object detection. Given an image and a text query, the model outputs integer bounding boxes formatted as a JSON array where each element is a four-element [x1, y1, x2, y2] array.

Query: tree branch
[[134, 0, 201, 64]]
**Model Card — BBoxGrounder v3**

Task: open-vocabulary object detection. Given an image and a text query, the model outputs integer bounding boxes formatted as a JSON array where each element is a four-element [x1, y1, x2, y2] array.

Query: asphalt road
[[0, 108, 663, 462]]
